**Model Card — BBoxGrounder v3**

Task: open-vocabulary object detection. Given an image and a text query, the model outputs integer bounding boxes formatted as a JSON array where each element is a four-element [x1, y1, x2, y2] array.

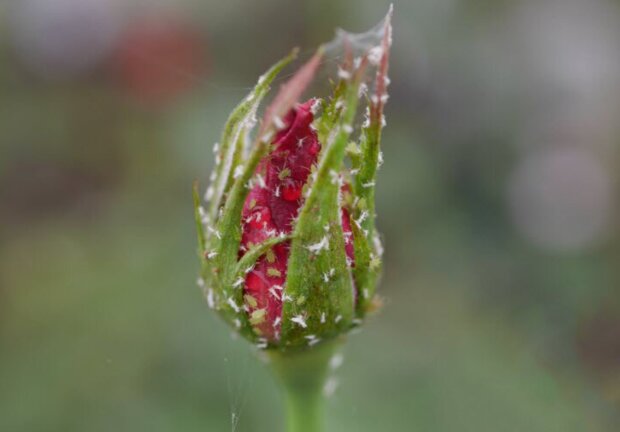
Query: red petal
[[239, 99, 356, 341]]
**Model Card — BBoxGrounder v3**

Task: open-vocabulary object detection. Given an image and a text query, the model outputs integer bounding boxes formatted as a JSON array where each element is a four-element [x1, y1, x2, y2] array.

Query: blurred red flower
[[113, 15, 206, 107]]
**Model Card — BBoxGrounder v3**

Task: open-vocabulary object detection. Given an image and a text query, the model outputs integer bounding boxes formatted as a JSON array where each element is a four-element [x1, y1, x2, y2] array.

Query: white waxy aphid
[[373, 233, 384, 256], [234, 319, 242, 329], [368, 45, 384, 66], [353, 56, 362, 69], [261, 130, 274, 143], [290, 212, 300, 227], [256, 340, 268, 349], [297, 137, 306, 148], [309, 170, 318, 184], [329, 169, 340, 185], [273, 316, 281, 328], [282, 293, 294, 302], [378, 151, 384, 167], [269, 287, 281, 300], [256, 174, 266, 189], [363, 288, 369, 299], [334, 315, 342, 324], [204, 186, 214, 202], [196, 277, 205, 288], [233, 165, 244, 179], [227, 297, 241, 313], [350, 168, 360, 176], [212, 142, 220, 154], [320, 312, 326, 323], [291, 315, 307, 328], [380, 94, 389, 104], [310, 98, 321, 115], [207, 226, 222, 239], [245, 264, 255, 274], [232, 277, 245, 288], [343, 124, 353, 134], [209, 171, 217, 182], [273, 115, 286, 130], [323, 268, 336, 282], [323, 377, 339, 397], [206, 288, 215, 309], [358, 82, 368, 98], [337, 67, 351, 80], [246, 114, 258, 130], [275, 185, 281, 197], [198, 206, 210, 225], [362, 181, 375, 189], [355, 210, 369, 228], [306, 335, 321, 346], [272, 284, 284, 291], [206, 251, 218, 260], [330, 353, 344, 370], [307, 236, 329, 255]]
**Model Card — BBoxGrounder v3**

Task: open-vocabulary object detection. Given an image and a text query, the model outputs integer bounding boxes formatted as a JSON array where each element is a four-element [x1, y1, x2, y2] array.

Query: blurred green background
[[2, 0, 620, 431]]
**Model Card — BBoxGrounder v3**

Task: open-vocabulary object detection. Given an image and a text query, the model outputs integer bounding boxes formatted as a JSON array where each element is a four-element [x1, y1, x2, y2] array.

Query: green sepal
[[192, 181, 206, 258], [235, 235, 291, 278], [350, 14, 391, 317], [350, 125, 382, 316], [350, 208, 382, 317], [212, 137, 270, 287], [281, 68, 364, 349], [315, 80, 346, 146]]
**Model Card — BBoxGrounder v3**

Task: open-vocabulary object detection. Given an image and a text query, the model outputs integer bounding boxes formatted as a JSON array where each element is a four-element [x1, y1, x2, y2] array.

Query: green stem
[[267, 340, 341, 432], [283, 382, 322, 432]]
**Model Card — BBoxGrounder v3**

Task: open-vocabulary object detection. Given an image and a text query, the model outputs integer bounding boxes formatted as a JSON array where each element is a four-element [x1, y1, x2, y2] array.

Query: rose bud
[[194, 11, 392, 351]]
